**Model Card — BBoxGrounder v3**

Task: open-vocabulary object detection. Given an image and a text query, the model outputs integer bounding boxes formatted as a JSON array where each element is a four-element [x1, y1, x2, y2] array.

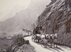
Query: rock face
[[37, 0, 71, 47]]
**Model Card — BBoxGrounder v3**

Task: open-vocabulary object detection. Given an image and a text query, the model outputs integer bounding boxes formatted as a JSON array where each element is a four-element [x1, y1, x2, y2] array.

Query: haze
[[0, 0, 51, 21]]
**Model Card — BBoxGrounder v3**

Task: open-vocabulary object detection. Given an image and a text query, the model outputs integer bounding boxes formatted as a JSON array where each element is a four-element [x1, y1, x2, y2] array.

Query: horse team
[[32, 34, 57, 48]]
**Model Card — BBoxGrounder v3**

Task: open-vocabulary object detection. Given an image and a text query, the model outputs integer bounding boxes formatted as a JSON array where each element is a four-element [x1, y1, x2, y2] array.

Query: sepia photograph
[[0, 0, 71, 52]]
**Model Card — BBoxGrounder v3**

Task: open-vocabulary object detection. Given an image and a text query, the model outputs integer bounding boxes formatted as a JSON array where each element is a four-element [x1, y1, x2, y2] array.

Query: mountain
[[0, 11, 34, 36], [0, 0, 50, 36], [37, 0, 71, 47]]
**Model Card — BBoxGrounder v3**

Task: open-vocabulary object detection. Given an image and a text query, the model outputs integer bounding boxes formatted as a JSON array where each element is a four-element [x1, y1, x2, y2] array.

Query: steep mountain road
[[24, 36, 71, 52]]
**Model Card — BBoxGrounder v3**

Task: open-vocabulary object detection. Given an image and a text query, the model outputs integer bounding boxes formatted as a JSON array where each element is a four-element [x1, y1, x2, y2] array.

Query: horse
[[48, 34, 57, 48], [44, 33, 58, 48]]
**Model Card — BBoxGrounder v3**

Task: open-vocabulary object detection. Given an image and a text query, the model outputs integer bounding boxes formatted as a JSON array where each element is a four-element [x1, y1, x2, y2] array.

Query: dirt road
[[24, 36, 71, 52]]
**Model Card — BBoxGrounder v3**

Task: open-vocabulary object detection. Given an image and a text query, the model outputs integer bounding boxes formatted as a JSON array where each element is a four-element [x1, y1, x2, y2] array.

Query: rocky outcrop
[[37, 0, 71, 47]]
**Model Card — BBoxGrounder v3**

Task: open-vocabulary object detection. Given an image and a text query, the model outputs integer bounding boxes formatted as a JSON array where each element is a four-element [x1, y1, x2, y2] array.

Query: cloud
[[0, 0, 31, 21]]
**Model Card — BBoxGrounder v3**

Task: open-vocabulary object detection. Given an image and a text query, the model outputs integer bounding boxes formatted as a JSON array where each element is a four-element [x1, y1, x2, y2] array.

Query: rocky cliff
[[37, 0, 71, 47]]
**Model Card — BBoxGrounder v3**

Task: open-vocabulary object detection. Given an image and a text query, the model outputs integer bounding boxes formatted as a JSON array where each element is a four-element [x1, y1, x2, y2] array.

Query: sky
[[0, 0, 51, 21], [0, 0, 31, 21]]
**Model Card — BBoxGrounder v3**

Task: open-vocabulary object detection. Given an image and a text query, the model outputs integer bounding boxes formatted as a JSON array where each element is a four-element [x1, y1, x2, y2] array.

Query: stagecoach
[[32, 34, 57, 48], [32, 34, 41, 43]]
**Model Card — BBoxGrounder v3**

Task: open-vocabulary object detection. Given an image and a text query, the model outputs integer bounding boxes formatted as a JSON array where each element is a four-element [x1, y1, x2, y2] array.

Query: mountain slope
[[37, 0, 71, 47]]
